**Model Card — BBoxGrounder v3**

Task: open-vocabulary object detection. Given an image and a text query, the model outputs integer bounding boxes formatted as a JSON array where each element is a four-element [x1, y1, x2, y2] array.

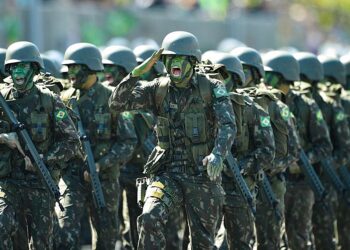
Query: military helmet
[[161, 31, 201, 61], [41, 54, 62, 78], [102, 45, 137, 73], [62, 43, 103, 71], [340, 54, 350, 77], [318, 55, 345, 85], [231, 47, 265, 77], [293, 52, 323, 82], [0, 48, 6, 75], [202, 50, 245, 84], [263, 50, 300, 82], [5, 41, 44, 71]]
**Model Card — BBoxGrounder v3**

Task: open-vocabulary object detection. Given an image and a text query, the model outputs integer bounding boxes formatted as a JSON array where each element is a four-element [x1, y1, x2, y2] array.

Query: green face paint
[[67, 64, 90, 89], [243, 65, 254, 86], [165, 55, 193, 87], [9, 62, 35, 91], [265, 71, 282, 88], [103, 65, 127, 85]]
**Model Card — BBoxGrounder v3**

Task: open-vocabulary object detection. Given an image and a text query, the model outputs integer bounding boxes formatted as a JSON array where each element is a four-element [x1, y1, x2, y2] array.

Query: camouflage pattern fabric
[[109, 72, 236, 249], [0, 80, 81, 249], [57, 80, 137, 249], [218, 92, 275, 250], [284, 89, 333, 250]]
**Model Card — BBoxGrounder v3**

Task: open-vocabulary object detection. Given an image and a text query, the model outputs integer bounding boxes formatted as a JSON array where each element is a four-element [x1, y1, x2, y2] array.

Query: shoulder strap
[[155, 77, 170, 112], [197, 73, 213, 104]]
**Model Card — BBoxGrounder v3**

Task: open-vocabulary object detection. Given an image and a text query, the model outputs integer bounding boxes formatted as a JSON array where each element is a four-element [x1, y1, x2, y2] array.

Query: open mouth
[[105, 73, 114, 83], [15, 77, 25, 85], [171, 67, 182, 77]]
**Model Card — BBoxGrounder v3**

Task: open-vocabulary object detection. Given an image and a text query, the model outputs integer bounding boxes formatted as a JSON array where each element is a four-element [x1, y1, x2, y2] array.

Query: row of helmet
[[0, 31, 349, 88]]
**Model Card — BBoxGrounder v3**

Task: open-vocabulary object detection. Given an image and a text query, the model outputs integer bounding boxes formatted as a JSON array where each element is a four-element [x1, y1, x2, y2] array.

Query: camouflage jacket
[[229, 92, 275, 176], [285, 89, 333, 165], [312, 84, 350, 167], [61, 81, 137, 178], [0, 79, 81, 187], [109, 73, 236, 174]]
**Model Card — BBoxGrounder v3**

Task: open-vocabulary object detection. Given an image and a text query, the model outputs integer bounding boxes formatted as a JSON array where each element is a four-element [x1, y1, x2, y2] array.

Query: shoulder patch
[[260, 116, 271, 127], [213, 86, 229, 98], [280, 106, 291, 121], [122, 111, 133, 120], [335, 111, 346, 122], [55, 109, 68, 120], [316, 110, 324, 123]]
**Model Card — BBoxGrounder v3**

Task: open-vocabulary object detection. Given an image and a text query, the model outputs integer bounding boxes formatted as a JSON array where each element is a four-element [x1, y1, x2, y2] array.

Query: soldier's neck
[[81, 75, 97, 90]]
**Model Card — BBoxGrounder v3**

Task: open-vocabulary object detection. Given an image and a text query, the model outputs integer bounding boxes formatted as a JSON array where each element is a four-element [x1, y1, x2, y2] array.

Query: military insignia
[[213, 86, 229, 98], [280, 107, 291, 121], [260, 116, 271, 127], [170, 103, 178, 109], [122, 111, 133, 120], [336, 111, 345, 122], [55, 109, 67, 120], [316, 110, 324, 123]]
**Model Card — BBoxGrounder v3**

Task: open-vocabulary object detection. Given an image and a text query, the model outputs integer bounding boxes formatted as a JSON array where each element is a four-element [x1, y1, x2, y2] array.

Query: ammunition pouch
[[94, 113, 112, 140]]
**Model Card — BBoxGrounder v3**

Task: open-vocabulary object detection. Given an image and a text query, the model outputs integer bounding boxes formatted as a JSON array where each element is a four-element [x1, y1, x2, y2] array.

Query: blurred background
[[0, 0, 349, 55]]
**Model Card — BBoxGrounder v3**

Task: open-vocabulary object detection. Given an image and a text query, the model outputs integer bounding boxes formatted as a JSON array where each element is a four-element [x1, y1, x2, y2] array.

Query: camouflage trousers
[[337, 197, 350, 249], [214, 176, 256, 250], [118, 169, 143, 250], [137, 171, 224, 250], [0, 182, 54, 250], [285, 178, 314, 250], [312, 180, 338, 250], [56, 170, 120, 250], [256, 174, 286, 250]]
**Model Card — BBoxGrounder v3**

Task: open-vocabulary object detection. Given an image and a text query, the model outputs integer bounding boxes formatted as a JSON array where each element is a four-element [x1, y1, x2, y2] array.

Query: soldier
[[109, 31, 236, 249], [133, 45, 165, 80], [232, 47, 300, 250], [0, 41, 81, 249], [57, 43, 138, 250], [0, 48, 7, 85], [202, 51, 276, 250], [295, 53, 350, 250], [263, 50, 333, 250]]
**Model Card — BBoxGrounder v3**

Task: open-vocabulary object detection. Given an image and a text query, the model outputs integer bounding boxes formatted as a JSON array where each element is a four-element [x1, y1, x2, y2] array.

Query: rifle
[[260, 171, 282, 221], [0, 93, 64, 211], [225, 152, 256, 216], [320, 158, 346, 197], [70, 97, 106, 209], [339, 165, 350, 191], [299, 150, 326, 201]]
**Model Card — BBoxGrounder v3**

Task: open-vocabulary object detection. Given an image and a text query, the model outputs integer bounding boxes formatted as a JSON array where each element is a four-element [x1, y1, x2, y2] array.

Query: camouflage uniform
[[58, 81, 137, 250], [284, 89, 333, 250], [109, 60, 236, 249], [247, 87, 300, 250], [0, 80, 81, 249], [221, 90, 275, 250]]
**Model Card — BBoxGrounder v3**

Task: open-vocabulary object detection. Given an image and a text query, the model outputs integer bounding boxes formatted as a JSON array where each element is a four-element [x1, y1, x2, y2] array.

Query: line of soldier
[[0, 30, 349, 250]]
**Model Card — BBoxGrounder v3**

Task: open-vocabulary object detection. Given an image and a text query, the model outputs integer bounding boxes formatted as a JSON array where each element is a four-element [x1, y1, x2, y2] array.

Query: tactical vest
[[0, 84, 54, 179], [152, 74, 215, 171], [61, 83, 114, 162], [239, 87, 288, 160]]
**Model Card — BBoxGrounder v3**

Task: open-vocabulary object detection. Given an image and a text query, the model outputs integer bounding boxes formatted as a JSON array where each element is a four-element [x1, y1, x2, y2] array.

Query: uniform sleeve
[[210, 80, 236, 157], [330, 104, 350, 167], [240, 104, 275, 174], [307, 100, 333, 164], [97, 111, 138, 171], [109, 73, 158, 113], [45, 94, 82, 167]]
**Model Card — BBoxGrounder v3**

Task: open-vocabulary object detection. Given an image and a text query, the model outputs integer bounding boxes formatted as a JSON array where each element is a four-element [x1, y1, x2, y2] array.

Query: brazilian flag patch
[[316, 110, 324, 123], [122, 111, 133, 120], [336, 111, 345, 122], [213, 86, 229, 98], [55, 109, 67, 120], [280, 107, 291, 121], [260, 116, 271, 127]]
